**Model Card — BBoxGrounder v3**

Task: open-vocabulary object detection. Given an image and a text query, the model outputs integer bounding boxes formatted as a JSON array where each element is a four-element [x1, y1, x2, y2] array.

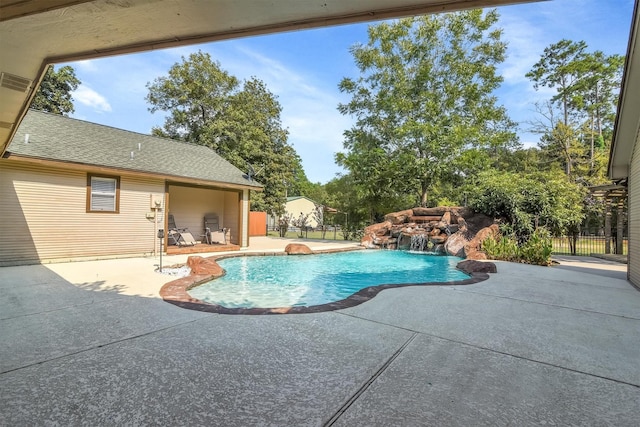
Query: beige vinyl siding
[[628, 130, 640, 286], [0, 160, 164, 265], [224, 191, 240, 245], [286, 197, 319, 227], [168, 185, 230, 242]]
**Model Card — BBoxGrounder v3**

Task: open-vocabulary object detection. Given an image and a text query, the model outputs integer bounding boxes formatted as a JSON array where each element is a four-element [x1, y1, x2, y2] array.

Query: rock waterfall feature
[[361, 207, 499, 260]]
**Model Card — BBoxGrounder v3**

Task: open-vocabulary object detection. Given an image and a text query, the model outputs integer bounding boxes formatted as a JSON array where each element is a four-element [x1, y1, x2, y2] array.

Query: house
[[0, 110, 262, 266], [285, 196, 322, 228], [268, 196, 322, 230], [609, 0, 639, 289]]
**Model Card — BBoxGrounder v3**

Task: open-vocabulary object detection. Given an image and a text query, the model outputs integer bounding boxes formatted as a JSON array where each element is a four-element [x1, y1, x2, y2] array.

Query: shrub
[[482, 233, 520, 262], [291, 212, 311, 238], [519, 228, 553, 266], [466, 170, 585, 242], [278, 213, 294, 237], [482, 227, 553, 266]]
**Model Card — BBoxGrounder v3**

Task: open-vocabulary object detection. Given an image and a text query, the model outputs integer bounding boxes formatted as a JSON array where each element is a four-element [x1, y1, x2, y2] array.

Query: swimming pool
[[188, 250, 469, 309]]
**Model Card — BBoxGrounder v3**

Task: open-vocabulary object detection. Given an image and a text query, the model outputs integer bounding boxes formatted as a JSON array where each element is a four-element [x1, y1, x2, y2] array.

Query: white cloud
[[71, 59, 99, 72], [72, 85, 112, 112]]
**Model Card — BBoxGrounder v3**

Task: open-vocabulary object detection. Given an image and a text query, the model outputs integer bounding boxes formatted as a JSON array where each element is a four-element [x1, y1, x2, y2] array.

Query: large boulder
[[412, 206, 448, 216], [187, 256, 225, 277], [464, 224, 500, 255], [430, 235, 447, 244], [364, 220, 393, 236], [285, 243, 313, 255], [445, 219, 498, 258], [361, 234, 376, 249], [441, 211, 452, 225], [384, 209, 413, 225], [444, 231, 467, 257], [457, 259, 497, 274]]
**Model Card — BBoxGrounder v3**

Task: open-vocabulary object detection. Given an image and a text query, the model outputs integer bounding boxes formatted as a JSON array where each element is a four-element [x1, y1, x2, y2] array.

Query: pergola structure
[[590, 182, 628, 255]]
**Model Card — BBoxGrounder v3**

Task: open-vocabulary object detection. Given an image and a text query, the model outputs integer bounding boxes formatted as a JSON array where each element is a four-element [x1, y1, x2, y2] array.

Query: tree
[[526, 41, 623, 179], [526, 40, 587, 127], [571, 51, 623, 173], [146, 51, 299, 215], [337, 10, 518, 214], [30, 65, 80, 115]]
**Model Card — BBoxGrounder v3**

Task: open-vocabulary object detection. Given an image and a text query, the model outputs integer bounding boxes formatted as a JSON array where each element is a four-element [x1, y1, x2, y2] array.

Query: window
[[87, 174, 120, 213]]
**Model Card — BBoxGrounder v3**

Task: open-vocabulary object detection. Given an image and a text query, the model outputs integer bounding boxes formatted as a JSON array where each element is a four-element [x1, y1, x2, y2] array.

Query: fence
[[249, 212, 267, 236], [266, 225, 363, 241], [552, 235, 628, 256]]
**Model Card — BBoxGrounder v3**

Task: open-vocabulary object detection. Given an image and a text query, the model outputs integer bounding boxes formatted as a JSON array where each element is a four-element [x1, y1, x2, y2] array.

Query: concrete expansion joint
[[336, 312, 640, 390], [0, 317, 204, 376], [453, 288, 640, 321], [323, 332, 419, 426], [0, 296, 125, 322], [419, 331, 640, 390]]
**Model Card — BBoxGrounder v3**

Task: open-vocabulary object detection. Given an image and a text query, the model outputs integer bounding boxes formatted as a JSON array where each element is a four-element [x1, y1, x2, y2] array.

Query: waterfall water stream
[[409, 234, 430, 251]]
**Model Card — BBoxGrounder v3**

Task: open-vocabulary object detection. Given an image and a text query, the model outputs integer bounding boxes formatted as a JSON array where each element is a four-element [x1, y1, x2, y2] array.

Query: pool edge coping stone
[[159, 248, 494, 315]]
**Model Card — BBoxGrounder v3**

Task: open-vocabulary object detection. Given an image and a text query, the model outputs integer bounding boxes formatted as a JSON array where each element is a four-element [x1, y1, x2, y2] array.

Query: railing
[[552, 235, 628, 256]]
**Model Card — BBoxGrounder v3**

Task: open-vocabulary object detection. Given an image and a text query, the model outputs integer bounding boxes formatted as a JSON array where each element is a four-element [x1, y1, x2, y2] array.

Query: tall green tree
[[146, 51, 299, 215], [337, 9, 518, 215], [571, 51, 623, 174], [30, 65, 80, 115], [526, 41, 623, 180], [526, 39, 587, 127]]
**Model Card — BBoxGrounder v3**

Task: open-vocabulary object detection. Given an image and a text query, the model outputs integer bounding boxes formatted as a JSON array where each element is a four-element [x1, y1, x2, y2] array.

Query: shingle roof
[[6, 110, 262, 189]]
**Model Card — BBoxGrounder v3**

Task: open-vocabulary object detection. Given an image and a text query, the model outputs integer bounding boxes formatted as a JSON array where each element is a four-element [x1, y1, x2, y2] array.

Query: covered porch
[[164, 182, 250, 253], [166, 242, 240, 255]]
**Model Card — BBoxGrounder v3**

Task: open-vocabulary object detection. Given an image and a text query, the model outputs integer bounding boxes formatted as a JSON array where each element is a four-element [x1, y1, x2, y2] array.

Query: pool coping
[[159, 248, 492, 315]]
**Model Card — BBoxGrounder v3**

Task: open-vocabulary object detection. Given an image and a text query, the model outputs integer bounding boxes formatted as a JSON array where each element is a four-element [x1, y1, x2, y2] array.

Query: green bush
[[482, 234, 520, 262], [519, 228, 553, 266], [483, 227, 553, 266], [465, 170, 585, 242]]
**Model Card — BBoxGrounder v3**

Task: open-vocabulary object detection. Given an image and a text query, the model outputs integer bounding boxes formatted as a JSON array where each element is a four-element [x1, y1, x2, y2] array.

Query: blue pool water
[[188, 250, 468, 309]]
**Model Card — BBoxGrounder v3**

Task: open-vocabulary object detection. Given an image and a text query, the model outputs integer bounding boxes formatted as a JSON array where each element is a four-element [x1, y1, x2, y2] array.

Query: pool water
[[188, 250, 468, 309]]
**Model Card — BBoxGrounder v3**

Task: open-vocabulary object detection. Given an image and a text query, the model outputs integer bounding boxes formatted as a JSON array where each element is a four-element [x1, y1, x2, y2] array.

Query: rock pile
[[361, 207, 499, 260]]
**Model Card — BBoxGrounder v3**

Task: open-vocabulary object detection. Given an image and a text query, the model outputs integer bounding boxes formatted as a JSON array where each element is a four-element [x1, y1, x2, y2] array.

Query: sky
[[64, 0, 635, 184]]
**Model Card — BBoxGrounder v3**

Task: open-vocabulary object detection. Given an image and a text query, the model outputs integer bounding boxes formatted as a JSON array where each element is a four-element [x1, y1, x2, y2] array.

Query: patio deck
[[0, 242, 637, 426]]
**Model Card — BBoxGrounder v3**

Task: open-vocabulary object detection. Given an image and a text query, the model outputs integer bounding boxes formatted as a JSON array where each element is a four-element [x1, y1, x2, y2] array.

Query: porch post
[[616, 197, 625, 255], [241, 189, 250, 248], [604, 197, 612, 254]]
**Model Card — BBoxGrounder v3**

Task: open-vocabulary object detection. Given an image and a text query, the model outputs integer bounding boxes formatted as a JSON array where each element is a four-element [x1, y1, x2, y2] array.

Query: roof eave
[[3, 153, 263, 191], [609, 0, 640, 180]]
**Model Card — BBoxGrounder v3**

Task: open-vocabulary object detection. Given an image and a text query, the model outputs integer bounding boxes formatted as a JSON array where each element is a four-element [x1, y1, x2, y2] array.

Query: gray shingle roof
[[6, 110, 262, 189]]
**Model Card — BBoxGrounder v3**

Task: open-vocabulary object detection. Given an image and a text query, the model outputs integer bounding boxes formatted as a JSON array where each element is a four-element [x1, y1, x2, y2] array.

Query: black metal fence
[[552, 235, 628, 256]]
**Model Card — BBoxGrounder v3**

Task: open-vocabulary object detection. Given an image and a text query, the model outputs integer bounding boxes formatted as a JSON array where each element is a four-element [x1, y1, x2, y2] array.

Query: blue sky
[[64, 0, 635, 184]]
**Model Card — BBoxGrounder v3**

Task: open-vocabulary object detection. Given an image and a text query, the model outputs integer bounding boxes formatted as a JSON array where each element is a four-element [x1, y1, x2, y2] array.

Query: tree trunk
[[420, 190, 428, 207]]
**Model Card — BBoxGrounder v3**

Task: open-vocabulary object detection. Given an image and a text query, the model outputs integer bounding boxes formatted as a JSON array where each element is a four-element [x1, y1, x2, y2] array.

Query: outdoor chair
[[167, 213, 197, 246], [203, 213, 226, 244]]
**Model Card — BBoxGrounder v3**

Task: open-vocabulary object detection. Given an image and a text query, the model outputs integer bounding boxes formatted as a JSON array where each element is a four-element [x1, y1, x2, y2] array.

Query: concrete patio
[[0, 237, 638, 426]]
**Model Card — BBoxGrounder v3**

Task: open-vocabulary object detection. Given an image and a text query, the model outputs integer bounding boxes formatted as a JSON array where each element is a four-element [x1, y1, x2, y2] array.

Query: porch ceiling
[[0, 0, 538, 155]]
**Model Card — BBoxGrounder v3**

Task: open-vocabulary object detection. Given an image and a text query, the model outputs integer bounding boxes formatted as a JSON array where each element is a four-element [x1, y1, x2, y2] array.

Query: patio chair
[[167, 214, 197, 246], [203, 213, 226, 244]]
